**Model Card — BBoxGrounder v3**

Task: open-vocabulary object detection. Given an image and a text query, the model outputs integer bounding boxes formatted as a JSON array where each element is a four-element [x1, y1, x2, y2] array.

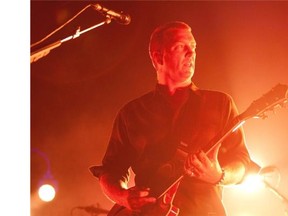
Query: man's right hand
[[121, 186, 157, 212]]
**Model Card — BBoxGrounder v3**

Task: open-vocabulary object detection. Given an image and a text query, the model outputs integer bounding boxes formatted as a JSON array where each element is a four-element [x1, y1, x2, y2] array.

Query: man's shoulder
[[196, 88, 232, 100], [194, 88, 234, 106], [120, 90, 155, 111]]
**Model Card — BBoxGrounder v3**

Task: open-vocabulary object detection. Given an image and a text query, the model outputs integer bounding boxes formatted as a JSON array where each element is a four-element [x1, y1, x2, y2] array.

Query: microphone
[[259, 165, 278, 174], [92, 3, 131, 25]]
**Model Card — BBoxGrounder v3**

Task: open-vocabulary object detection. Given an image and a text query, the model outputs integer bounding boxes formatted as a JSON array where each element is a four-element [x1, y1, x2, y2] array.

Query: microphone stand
[[245, 162, 288, 215], [70, 203, 110, 216], [263, 179, 288, 215], [30, 17, 112, 63]]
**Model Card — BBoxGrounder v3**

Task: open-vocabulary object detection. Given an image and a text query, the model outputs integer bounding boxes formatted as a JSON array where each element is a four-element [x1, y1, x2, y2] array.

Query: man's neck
[[157, 80, 192, 95]]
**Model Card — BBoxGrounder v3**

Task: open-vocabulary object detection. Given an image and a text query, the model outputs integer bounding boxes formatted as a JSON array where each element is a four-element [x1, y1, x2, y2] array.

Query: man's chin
[[181, 70, 194, 79]]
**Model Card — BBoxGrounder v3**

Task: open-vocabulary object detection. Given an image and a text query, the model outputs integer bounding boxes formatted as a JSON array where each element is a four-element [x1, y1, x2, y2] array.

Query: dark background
[[31, 1, 288, 216]]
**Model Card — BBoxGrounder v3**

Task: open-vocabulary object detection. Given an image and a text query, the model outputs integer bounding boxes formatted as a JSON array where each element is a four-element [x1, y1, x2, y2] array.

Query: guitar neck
[[204, 115, 245, 154]]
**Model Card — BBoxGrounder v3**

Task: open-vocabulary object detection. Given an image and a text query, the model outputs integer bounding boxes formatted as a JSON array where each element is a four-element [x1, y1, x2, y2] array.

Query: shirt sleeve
[[218, 94, 251, 170], [93, 108, 136, 183]]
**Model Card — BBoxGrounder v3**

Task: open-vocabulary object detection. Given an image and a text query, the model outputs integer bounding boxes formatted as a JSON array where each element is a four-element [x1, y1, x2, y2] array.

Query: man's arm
[[184, 144, 246, 185], [220, 161, 246, 185], [99, 172, 129, 207], [99, 172, 157, 212]]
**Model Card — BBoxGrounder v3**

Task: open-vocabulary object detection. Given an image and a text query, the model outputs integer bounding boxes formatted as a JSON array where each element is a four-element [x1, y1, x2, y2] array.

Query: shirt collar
[[155, 83, 198, 96]]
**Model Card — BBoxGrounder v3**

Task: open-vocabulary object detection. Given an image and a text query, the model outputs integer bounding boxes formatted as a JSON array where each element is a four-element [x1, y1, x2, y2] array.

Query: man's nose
[[185, 46, 193, 57]]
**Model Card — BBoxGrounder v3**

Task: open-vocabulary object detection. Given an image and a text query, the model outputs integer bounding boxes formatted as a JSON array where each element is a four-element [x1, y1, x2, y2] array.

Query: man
[[90, 21, 251, 216]]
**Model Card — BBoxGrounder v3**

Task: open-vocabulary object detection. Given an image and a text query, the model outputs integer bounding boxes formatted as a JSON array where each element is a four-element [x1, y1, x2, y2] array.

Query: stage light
[[239, 173, 265, 193], [242, 161, 281, 190], [37, 168, 58, 202], [239, 160, 288, 215], [32, 148, 58, 202], [38, 184, 56, 202]]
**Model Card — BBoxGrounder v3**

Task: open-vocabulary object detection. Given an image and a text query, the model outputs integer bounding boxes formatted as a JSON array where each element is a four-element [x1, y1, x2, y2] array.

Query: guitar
[[108, 83, 288, 216]]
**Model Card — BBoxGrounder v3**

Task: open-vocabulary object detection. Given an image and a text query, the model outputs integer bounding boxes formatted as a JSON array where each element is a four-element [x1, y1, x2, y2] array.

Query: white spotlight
[[38, 184, 56, 202]]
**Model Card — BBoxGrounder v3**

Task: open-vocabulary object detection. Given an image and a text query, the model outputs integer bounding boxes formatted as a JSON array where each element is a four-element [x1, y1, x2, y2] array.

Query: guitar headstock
[[240, 83, 288, 120]]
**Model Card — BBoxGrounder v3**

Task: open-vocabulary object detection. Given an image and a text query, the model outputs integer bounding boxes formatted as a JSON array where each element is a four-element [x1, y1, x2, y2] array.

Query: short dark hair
[[149, 21, 192, 59]]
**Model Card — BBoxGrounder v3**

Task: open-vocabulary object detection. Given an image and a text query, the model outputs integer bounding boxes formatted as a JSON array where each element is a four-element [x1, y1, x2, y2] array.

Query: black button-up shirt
[[93, 83, 250, 216]]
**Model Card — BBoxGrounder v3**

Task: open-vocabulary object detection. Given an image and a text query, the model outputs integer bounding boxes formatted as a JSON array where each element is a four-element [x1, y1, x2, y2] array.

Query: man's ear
[[152, 51, 163, 65]]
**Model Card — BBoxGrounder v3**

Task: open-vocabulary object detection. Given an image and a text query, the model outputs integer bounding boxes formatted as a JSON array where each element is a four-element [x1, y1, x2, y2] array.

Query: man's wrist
[[215, 168, 225, 186]]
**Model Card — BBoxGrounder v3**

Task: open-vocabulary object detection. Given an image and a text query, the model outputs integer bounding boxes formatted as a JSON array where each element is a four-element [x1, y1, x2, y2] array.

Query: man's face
[[161, 28, 196, 84]]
